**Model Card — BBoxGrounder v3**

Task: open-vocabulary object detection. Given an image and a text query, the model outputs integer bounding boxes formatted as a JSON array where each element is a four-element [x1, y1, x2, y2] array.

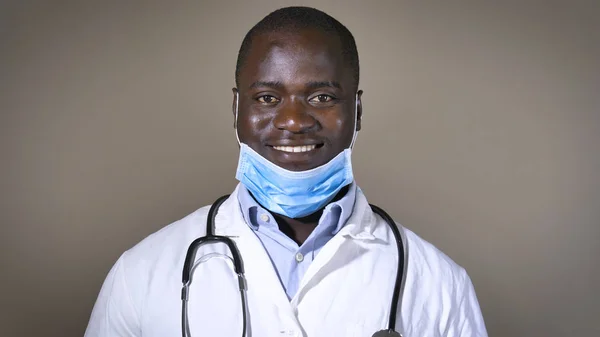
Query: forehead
[[239, 29, 352, 88]]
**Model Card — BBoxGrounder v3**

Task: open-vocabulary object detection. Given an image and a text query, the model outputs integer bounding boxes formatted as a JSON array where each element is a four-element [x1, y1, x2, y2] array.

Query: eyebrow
[[306, 81, 342, 90], [248, 81, 284, 90], [248, 80, 342, 90]]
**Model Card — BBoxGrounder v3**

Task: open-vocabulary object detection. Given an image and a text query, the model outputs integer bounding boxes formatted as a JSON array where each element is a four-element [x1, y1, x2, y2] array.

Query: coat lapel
[[291, 188, 387, 306]]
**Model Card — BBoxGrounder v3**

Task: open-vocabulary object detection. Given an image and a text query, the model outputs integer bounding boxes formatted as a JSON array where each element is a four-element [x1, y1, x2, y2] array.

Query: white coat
[[85, 185, 488, 337]]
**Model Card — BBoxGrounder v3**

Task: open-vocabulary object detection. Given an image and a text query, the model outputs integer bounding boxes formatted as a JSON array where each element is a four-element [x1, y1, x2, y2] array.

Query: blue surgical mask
[[233, 92, 359, 218], [235, 144, 354, 218]]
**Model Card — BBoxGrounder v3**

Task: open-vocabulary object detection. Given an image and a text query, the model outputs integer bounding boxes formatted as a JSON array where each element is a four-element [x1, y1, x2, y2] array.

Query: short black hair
[[235, 6, 360, 89]]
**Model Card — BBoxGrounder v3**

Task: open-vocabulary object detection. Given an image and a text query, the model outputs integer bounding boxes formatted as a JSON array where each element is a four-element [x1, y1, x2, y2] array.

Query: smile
[[272, 145, 317, 153]]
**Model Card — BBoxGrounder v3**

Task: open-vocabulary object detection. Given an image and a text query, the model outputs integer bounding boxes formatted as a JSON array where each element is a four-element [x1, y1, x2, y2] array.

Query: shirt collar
[[237, 182, 357, 235]]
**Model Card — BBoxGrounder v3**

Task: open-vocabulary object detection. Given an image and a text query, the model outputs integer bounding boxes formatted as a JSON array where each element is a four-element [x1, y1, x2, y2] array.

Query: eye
[[309, 94, 335, 103], [257, 95, 280, 104]]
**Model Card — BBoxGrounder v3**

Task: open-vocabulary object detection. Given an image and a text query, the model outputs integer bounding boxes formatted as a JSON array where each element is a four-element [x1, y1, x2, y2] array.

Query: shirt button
[[295, 252, 304, 262], [260, 214, 270, 222]]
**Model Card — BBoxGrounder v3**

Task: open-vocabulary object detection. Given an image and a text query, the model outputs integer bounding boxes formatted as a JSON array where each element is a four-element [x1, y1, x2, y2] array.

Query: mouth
[[264, 142, 326, 170], [271, 144, 323, 153]]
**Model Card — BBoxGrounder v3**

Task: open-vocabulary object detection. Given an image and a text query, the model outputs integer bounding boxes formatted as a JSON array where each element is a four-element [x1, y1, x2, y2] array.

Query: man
[[85, 6, 488, 337]]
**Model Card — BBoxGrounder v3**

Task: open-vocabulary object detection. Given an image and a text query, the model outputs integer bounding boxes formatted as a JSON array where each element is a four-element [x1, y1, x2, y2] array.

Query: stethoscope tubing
[[181, 195, 405, 337]]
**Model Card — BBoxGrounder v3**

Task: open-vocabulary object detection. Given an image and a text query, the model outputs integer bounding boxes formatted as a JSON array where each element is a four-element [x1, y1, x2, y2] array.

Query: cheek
[[246, 113, 264, 128], [323, 112, 355, 145], [238, 109, 272, 142]]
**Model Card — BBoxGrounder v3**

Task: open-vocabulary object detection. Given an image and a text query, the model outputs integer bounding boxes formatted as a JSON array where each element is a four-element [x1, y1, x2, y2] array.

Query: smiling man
[[85, 7, 488, 337]]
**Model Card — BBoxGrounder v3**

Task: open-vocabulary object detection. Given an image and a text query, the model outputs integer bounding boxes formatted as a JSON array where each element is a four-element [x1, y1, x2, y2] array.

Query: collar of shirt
[[237, 182, 357, 238]]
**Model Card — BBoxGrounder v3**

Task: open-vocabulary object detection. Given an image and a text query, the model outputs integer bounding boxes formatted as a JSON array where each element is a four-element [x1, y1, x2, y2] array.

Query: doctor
[[85, 6, 488, 337]]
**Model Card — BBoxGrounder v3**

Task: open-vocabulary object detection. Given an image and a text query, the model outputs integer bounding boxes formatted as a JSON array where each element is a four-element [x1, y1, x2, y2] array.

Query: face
[[233, 28, 362, 171]]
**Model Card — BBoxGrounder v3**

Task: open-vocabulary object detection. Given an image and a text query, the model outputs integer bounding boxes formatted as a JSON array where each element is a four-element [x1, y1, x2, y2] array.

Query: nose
[[273, 99, 317, 133]]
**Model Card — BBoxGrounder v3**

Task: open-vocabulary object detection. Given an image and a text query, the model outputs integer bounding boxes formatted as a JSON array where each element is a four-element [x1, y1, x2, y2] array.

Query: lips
[[267, 139, 324, 153], [263, 141, 326, 171], [272, 145, 317, 153]]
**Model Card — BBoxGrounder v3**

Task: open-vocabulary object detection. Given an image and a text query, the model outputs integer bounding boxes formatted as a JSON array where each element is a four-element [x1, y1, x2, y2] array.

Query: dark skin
[[233, 28, 363, 245]]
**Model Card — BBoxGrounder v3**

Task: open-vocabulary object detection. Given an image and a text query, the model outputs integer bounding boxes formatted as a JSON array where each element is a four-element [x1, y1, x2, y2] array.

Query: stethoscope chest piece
[[372, 329, 402, 337]]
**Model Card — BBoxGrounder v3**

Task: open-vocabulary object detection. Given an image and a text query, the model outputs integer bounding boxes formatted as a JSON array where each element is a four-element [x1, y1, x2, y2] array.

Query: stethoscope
[[180, 194, 407, 337]]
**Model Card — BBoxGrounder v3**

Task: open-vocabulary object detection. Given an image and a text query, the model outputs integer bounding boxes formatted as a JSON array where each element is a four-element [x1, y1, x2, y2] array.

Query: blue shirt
[[237, 183, 357, 300]]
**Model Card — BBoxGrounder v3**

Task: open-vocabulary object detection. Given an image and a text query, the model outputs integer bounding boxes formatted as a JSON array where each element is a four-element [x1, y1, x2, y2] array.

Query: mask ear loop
[[234, 91, 241, 145], [349, 92, 360, 149]]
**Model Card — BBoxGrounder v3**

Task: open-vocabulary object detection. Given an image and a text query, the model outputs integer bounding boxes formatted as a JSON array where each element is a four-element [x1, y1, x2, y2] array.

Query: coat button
[[260, 214, 270, 222], [295, 252, 304, 262]]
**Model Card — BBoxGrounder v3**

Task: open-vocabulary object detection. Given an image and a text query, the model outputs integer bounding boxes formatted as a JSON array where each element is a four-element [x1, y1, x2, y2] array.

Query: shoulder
[[402, 226, 469, 288], [113, 204, 212, 307], [85, 205, 213, 336], [357, 187, 469, 287], [403, 227, 466, 275], [121, 204, 211, 269], [400, 227, 488, 336], [119, 205, 213, 319], [119, 188, 243, 281]]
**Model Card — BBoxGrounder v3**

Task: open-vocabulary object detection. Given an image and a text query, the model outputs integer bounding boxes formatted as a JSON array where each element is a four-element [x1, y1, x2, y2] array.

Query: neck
[[271, 184, 350, 245]]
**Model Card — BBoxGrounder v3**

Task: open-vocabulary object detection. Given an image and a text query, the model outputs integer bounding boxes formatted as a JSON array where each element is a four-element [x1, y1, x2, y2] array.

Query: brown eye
[[257, 95, 279, 104], [309, 94, 334, 103]]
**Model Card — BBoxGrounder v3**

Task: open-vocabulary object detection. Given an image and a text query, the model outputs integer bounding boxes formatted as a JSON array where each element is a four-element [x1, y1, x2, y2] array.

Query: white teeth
[[273, 145, 317, 153]]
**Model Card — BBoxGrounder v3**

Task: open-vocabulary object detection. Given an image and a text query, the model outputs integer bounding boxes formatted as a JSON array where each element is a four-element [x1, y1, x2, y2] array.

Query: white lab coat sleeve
[[84, 253, 141, 337], [451, 270, 488, 337]]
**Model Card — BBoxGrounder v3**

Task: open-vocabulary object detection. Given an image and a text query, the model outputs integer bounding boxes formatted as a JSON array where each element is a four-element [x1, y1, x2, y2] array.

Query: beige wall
[[1, 1, 599, 336]]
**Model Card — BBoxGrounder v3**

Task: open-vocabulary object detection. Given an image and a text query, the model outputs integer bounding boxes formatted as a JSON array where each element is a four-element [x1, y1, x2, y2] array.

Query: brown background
[[1, 1, 599, 336]]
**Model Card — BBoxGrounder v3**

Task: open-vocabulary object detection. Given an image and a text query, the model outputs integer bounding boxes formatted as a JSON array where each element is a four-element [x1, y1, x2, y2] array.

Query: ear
[[232, 88, 239, 128], [356, 90, 363, 131]]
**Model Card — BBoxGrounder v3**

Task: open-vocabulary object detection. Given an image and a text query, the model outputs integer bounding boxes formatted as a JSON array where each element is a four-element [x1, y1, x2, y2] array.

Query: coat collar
[[214, 184, 384, 243], [210, 184, 399, 313]]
